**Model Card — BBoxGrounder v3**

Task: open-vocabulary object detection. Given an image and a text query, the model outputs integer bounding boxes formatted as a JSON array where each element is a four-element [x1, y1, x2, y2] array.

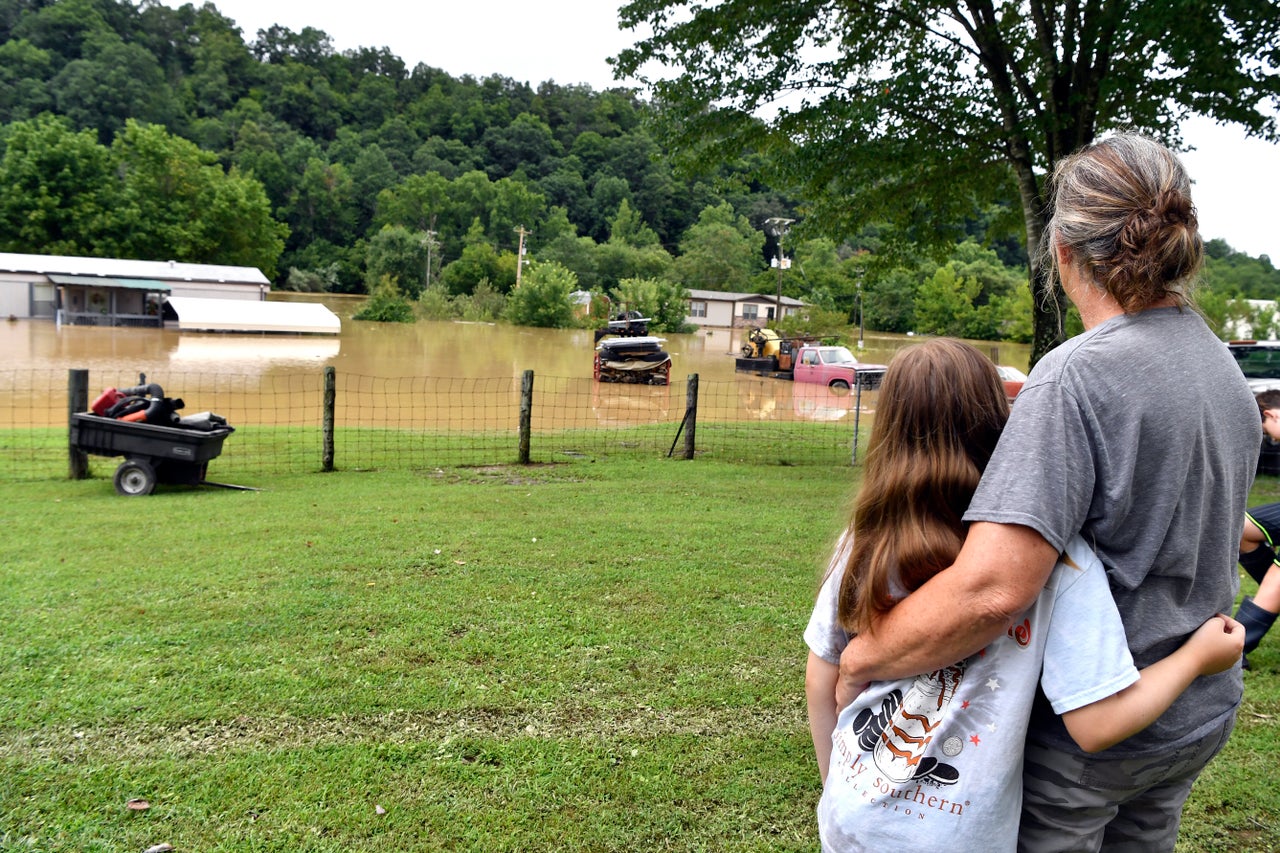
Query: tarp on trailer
[[164, 296, 341, 335], [48, 274, 172, 291]]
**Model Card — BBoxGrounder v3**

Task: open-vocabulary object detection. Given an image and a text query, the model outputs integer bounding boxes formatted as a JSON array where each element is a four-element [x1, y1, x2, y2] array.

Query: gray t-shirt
[[965, 306, 1258, 755]]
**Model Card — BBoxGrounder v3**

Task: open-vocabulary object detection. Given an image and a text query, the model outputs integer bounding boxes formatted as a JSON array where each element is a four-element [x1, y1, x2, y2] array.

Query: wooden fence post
[[683, 373, 698, 460], [322, 366, 335, 472], [519, 369, 534, 464], [68, 369, 89, 480]]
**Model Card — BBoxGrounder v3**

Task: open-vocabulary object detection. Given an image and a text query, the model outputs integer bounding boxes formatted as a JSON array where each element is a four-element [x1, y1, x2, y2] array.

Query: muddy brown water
[[0, 297, 1029, 429]]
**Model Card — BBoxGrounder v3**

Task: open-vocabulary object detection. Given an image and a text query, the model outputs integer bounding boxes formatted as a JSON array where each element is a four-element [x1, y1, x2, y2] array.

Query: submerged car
[[996, 365, 1028, 401]]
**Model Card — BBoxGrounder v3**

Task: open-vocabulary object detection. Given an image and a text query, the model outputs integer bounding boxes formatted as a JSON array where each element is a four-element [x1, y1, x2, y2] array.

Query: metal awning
[[164, 296, 340, 335], [48, 274, 171, 291]]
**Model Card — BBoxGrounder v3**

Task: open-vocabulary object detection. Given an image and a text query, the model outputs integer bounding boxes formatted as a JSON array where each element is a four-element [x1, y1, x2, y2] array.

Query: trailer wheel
[[114, 459, 157, 496]]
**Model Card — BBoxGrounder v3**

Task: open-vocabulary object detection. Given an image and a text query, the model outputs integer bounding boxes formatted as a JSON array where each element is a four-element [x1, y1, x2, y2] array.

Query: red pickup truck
[[792, 345, 887, 390]]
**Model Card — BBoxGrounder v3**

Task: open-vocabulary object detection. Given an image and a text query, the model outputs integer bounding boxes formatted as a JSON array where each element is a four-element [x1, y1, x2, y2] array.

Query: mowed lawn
[[0, 459, 1276, 852]]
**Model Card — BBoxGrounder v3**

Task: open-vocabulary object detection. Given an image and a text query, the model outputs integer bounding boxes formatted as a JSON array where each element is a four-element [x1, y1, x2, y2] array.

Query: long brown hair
[[836, 339, 1009, 634]]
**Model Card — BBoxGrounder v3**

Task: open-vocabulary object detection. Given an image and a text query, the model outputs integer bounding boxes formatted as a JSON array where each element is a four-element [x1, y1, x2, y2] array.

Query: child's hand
[[1185, 614, 1245, 676]]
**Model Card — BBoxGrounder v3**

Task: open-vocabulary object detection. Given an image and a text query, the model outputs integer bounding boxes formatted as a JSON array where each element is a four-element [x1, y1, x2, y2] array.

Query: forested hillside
[[0, 0, 1274, 339]]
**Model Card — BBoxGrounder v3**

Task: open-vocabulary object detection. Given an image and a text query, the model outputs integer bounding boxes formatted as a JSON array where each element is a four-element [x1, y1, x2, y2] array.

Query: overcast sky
[[177, 0, 1279, 261]]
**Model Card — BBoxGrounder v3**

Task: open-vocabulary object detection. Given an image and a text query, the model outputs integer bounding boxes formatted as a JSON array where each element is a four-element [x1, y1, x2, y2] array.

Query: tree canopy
[[0, 0, 1275, 343], [0, 114, 285, 273], [615, 0, 1280, 361]]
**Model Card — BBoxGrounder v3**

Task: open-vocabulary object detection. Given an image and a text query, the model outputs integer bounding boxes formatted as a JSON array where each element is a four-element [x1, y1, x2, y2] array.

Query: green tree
[[374, 171, 451, 234], [0, 38, 54, 122], [452, 278, 506, 322], [934, 240, 1025, 339], [914, 266, 981, 338], [446, 170, 498, 247], [482, 112, 562, 178], [488, 177, 546, 248], [0, 114, 114, 254], [537, 165, 592, 231], [365, 225, 430, 299], [439, 219, 507, 296], [352, 274, 415, 322], [614, 276, 691, 333], [229, 116, 294, 215], [50, 29, 178, 142], [861, 267, 917, 335], [538, 208, 602, 292], [196, 163, 289, 276], [348, 142, 399, 231], [9, 0, 110, 62], [283, 263, 339, 293], [284, 156, 357, 252], [108, 120, 286, 275], [670, 202, 761, 291], [587, 174, 631, 241], [597, 241, 673, 292], [790, 238, 861, 317], [0, 115, 284, 272], [608, 198, 661, 248], [616, 0, 1280, 363], [504, 260, 577, 328], [1203, 240, 1280, 300], [179, 5, 257, 120], [991, 283, 1036, 343]]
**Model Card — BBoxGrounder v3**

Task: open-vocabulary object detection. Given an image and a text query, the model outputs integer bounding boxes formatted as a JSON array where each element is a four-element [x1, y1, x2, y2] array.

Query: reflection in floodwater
[[171, 334, 341, 368], [592, 381, 673, 427], [736, 377, 878, 423], [792, 382, 858, 422]]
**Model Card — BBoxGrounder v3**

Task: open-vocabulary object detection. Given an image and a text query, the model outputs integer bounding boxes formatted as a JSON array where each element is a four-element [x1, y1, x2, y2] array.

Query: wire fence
[[0, 368, 881, 485]]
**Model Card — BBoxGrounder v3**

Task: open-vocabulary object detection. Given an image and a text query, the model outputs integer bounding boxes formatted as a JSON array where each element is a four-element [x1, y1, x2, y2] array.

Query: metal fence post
[[322, 366, 335, 472], [68, 369, 89, 479], [850, 369, 884, 465], [852, 377, 862, 466], [519, 369, 534, 464], [684, 373, 698, 460]]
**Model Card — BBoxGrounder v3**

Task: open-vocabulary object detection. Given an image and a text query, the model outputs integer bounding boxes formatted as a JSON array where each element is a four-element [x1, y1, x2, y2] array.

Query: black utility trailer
[[70, 413, 235, 496]]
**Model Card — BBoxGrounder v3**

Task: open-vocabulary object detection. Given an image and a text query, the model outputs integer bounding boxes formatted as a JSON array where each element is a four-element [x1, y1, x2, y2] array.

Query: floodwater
[[0, 294, 1030, 428]]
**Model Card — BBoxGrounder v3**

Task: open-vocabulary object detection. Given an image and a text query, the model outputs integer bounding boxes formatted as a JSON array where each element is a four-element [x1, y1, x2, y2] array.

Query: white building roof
[[0, 252, 269, 285], [165, 296, 340, 335], [686, 288, 806, 307]]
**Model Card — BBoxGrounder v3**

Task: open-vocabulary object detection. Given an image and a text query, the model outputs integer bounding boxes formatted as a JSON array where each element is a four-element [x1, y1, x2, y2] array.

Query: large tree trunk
[[1014, 162, 1068, 366]]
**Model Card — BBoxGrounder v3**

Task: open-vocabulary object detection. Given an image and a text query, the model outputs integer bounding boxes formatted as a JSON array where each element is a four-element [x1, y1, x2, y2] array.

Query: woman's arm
[[1062, 614, 1244, 753], [836, 522, 1059, 708], [806, 652, 840, 784]]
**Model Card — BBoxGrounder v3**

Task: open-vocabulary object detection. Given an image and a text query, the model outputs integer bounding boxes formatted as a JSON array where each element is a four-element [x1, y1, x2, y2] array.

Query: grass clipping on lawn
[[0, 460, 1276, 852]]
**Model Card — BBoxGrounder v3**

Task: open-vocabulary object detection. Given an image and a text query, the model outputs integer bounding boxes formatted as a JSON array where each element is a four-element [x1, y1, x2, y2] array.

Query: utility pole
[[513, 225, 530, 288], [763, 217, 794, 325], [424, 229, 438, 289], [856, 266, 865, 350]]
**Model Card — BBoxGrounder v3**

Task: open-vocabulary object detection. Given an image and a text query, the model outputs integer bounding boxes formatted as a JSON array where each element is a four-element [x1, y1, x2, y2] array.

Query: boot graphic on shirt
[[852, 661, 965, 786]]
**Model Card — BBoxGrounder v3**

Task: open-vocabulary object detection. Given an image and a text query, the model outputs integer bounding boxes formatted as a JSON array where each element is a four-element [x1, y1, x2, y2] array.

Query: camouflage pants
[[1018, 712, 1236, 853]]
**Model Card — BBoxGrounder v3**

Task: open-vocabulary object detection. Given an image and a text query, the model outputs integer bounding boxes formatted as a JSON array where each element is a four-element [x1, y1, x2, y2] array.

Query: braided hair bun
[[1048, 134, 1203, 312]]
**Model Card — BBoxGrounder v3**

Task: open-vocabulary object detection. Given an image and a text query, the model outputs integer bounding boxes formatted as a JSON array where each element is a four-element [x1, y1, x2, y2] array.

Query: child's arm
[[1062, 614, 1244, 753], [806, 652, 840, 784]]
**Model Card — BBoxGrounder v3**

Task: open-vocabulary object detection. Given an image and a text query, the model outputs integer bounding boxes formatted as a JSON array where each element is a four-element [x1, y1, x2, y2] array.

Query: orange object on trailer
[[91, 387, 124, 416]]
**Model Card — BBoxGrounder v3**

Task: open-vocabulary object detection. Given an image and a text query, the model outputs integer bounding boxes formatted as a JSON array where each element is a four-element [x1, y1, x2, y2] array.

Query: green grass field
[[0, 460, 1276, 851]]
